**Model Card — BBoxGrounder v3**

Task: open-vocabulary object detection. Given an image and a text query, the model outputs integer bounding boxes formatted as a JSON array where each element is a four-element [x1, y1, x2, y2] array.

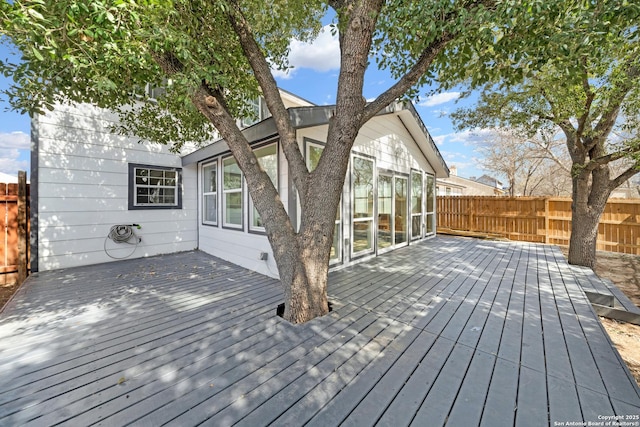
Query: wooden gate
[[1, 172, 29, 286]]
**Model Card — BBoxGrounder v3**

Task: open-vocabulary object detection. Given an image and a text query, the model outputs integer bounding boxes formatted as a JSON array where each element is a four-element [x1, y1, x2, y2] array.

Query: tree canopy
[[446, 0, 639, 267]]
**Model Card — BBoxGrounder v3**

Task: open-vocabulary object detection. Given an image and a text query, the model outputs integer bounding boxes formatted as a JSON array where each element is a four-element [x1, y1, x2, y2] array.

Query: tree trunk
[[567, 164, 610, 268], [281, 240, 331, 323], [567, 200, 601, 268]]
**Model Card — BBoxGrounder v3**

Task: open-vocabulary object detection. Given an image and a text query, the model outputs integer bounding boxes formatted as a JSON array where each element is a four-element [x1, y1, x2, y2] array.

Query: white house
[[30, 90, 449, 277]]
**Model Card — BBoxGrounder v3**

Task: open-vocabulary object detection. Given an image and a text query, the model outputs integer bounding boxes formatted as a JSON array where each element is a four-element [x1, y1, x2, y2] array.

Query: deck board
[[1, 237, 638, 426]]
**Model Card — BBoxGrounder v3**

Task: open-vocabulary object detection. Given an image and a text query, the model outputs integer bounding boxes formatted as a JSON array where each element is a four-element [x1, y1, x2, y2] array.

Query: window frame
[[128, 163, 182, 210], [202, 160, 219, 226], [425, 173, 436, 235], [410, 169, 424, 240], [350, 153, 376, 259], [222, 155, 244, 230]]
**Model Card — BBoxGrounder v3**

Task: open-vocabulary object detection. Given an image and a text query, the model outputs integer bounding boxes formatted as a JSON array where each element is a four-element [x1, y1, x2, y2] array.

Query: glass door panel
[[377, 174, 393, 250], [394, 176, 408, 245], [352, 156, 375, 256], [425, 174, 435, 235]]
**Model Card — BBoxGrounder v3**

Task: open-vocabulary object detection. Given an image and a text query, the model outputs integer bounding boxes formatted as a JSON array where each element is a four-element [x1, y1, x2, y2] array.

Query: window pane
[[426, 213, 434, 234], [395, 177, 407, 244], [242, 98, 261, 127], [411, 171, 423, 214], [224, 158, 242, 190], [353, 220, 373, 253], [426, 175, 435, 213], [353, 157, 374, 218], [203, 164, 217, 193], [256, 144, 278, 184], [225, 192, 242, 225], [204, 195, 217, 223], [307, 145, 323, 171], [378, 175, 393, 250], [412, 215, 421, 238], [202, 163, 217, 224], [164, 188, 175, 204]]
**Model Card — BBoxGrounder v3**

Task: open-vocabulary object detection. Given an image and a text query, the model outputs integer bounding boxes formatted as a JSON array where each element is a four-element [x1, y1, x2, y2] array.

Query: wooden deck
[[1, 236, 639, 426]]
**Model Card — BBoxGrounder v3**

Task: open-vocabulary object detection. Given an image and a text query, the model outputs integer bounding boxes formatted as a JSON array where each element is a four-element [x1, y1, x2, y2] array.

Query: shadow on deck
[[0, 236, 638, 426]]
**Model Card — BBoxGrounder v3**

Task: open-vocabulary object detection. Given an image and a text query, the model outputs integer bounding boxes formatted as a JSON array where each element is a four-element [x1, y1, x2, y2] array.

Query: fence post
[[544, 198, 550, 244], [17, 171, 27, 285]]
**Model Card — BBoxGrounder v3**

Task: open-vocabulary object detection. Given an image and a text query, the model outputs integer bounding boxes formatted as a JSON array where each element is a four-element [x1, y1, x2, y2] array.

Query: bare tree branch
[[610, 164, 640, 192], [584, 147, 636, 172]]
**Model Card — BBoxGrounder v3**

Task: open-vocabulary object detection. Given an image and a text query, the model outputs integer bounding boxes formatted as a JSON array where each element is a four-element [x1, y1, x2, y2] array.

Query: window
[[250, 143, 278, 232], [223, 156, 243, 228], [202, 161, 218, 225], [425, 174, 435, 235], [241, 97, 270, 128], [128, 164, 182, 210], [352, 155, 375, 256], [411, 170, 423, 239]]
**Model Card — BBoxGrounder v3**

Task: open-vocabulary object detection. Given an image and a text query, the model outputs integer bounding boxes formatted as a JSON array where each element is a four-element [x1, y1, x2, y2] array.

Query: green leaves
[[0, 0, 323, 148]]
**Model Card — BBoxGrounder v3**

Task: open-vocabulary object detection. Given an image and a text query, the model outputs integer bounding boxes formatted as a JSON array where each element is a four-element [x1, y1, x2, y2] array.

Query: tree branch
[[576, 57, 595, 137], [610, 164, 640, 192], [591, 63, 640, 150], [224, 0, 310, 203], [362, 32, 455, 124], [583, 147, 635, 173], [191, 82, 297, 240]]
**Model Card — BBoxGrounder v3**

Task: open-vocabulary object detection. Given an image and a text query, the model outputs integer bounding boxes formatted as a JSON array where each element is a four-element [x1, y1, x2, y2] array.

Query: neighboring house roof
[[437, 174, 506, 196], [182, 101, 449, 178]]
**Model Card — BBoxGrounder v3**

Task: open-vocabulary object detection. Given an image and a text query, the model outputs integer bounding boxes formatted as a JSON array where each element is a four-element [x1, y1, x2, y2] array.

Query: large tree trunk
[[279, 237, 331, 323], [567, 161, 611, 268], [568, 199, 602, 269]]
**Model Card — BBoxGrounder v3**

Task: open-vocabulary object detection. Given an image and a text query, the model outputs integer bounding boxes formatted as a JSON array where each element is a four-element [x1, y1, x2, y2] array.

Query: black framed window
[[128, 163, 182, 210]]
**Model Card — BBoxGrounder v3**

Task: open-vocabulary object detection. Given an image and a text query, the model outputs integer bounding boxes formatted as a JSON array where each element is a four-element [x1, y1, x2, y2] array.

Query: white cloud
[[419, 92, 460, 107], [0, 131, 30, 150], [438, 128, 495, 147], [433, 135, 446, 146], [272, 25, 340, 79], [0, 132, 30, 178], [0, 154, 29, 178]]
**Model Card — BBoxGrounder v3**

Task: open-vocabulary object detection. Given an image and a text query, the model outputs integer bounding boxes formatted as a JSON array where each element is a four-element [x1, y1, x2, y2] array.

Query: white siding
[[352, 115, 435, 175], [34, 103, 197, 271]]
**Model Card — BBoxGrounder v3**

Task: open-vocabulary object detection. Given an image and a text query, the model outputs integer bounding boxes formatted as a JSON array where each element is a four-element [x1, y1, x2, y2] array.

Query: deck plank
[[0, 238, 638, 426]]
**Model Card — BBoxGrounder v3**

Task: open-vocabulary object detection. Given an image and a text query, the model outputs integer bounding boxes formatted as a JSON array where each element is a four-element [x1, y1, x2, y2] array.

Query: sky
[[0, 24, 490, 181], [0, 41, 30, 180]]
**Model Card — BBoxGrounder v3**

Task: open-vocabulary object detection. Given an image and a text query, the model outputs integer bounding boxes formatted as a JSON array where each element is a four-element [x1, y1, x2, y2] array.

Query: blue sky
[[271, 25, 490, 179], [0, 41, 30, 179], [0, 26, 490, 180]]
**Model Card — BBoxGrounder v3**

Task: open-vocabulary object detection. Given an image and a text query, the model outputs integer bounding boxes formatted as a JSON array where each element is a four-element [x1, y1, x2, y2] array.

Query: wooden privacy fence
[[437, 196, 640, 255], [1, 172, 29, 286]]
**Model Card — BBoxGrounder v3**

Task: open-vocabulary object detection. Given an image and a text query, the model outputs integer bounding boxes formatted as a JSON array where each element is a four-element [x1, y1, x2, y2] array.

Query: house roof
[[182, 102, 449, 177]]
